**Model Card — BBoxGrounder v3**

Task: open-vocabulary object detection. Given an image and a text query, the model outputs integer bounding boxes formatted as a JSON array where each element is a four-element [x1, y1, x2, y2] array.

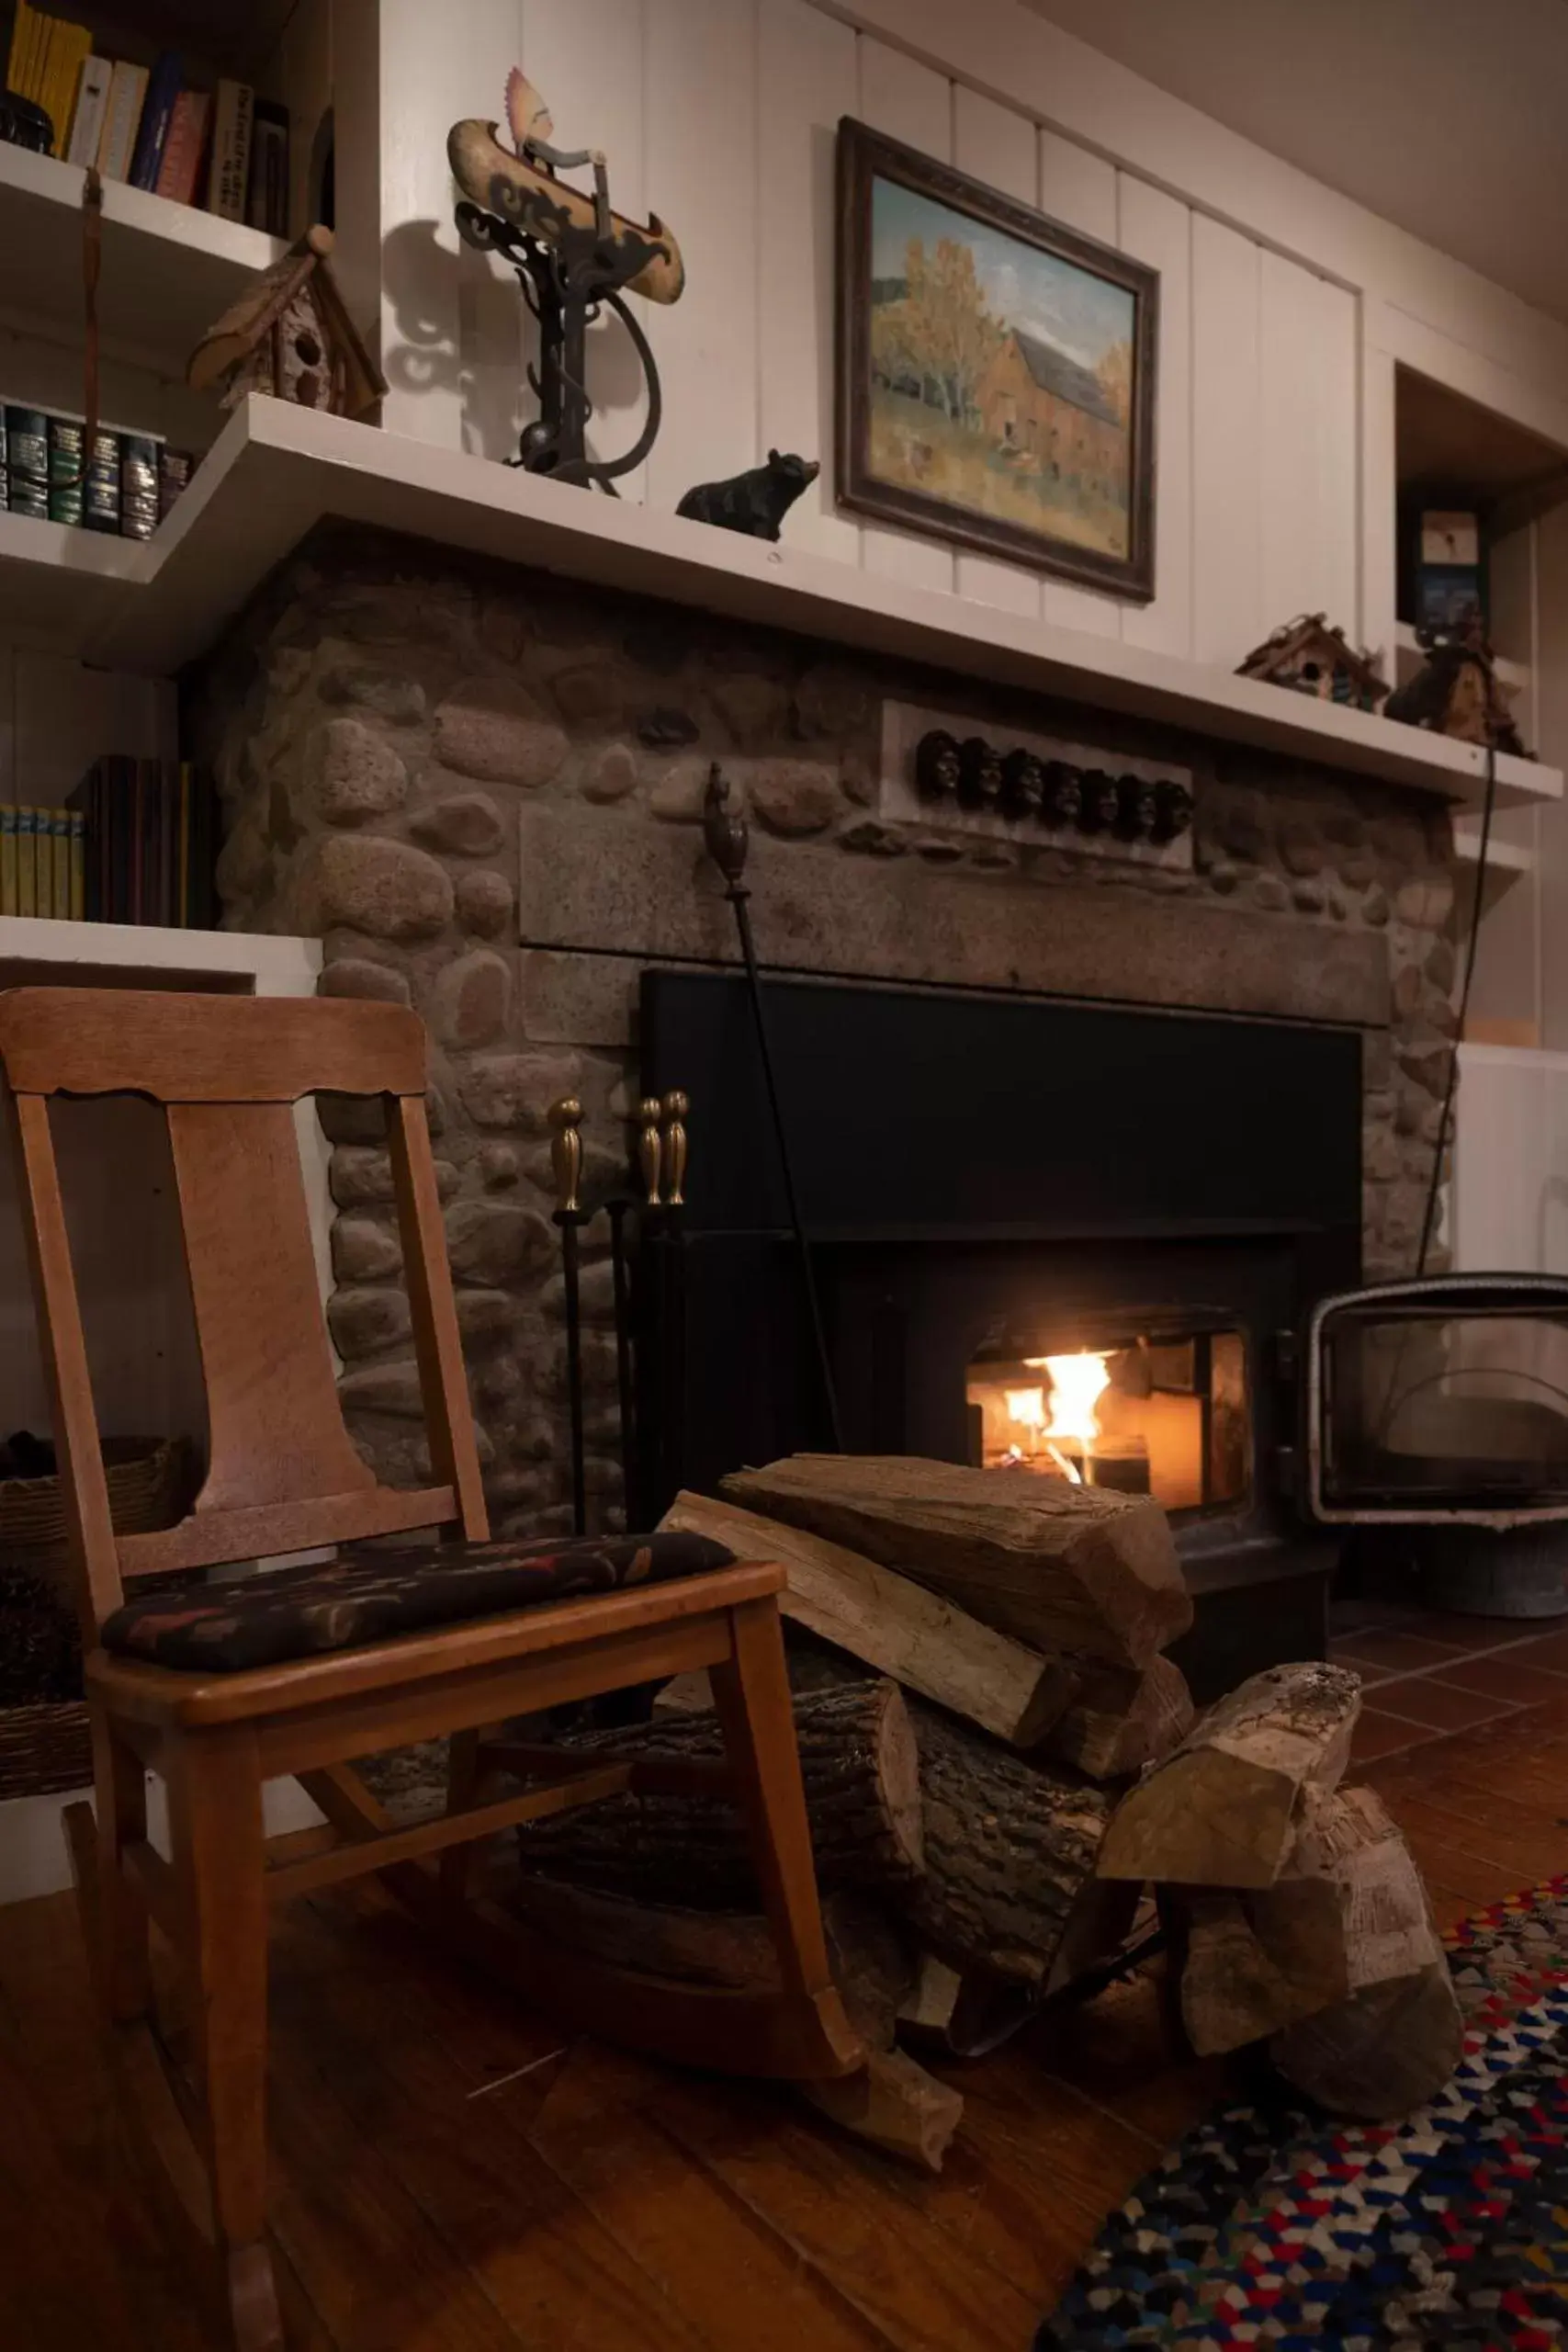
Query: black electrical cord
[[1416, 741, 1497, 1276]]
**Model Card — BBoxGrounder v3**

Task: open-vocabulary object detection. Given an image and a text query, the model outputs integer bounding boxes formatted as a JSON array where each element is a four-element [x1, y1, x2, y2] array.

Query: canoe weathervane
[[447, 72, 685, 491]]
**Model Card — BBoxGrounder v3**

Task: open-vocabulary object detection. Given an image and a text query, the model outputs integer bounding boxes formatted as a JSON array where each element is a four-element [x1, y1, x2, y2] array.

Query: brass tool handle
[[660, 1090, 689, 1208], [637, 1096, 664, 1207], [547, 1095, 584, 1215]]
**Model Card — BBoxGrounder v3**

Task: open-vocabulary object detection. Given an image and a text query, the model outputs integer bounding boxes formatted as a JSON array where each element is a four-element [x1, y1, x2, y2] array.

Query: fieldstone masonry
[[187, 525, 1462, 1538]]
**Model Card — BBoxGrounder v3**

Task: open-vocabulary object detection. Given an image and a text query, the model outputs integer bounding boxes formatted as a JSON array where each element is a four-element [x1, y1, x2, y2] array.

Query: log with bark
[[903, 1699, 1115, 1988], [507, 1874, 963, 2169], [1097, 1663, 1361, 1889], [1041, 1654, 1196, 1781], [513, 1679, 923, 1905], [1269, 1786, 1463, 2120], [721, 1453, 1191, 1668], [659, 1489, 1076, 1747]]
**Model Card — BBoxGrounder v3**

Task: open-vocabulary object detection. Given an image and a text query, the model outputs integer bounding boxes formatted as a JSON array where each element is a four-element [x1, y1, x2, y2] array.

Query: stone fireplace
[[186, 523, 1461, 1570]]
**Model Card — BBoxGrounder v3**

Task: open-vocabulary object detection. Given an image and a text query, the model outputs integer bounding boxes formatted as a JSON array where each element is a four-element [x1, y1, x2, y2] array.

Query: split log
[[722, 1453, 1191, 1668], [508, 1878, 914, 2041], [1178, 1881, 1348, 2057], [1269, 1787, 1462, 2120], [1041, 1655, 1196, 1781], [802, 2046, 964, 2172], [660, 1489, 1074, 1747], [513, 1679, 923, 1905], [902, 1700, 1114, 1988], [1097, 1663, 1362, 1889], [509, 1876, 960, 2169]]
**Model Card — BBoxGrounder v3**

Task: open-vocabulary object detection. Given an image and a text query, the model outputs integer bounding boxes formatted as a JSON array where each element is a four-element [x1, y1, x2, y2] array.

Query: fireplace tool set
[[546, 1086, 691, 1536]]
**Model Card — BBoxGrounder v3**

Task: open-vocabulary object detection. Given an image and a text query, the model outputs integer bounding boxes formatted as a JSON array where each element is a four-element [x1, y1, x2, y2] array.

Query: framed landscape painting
[[836, 119, 1159, 599]]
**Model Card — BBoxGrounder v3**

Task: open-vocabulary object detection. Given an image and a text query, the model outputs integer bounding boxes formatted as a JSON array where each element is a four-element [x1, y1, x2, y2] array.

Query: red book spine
[[154, 89, 211, 204]]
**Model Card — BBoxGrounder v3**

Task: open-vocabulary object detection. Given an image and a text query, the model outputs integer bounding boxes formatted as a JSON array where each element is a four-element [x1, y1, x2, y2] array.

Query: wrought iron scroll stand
[[454, 192, 663, 492]]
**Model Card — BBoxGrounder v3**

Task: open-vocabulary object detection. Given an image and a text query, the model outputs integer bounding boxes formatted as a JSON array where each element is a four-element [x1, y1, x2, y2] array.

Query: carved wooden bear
[[677, 448, 820, 540]]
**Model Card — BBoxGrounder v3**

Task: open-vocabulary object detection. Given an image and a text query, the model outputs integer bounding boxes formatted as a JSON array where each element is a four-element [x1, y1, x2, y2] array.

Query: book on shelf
[[208, 78, 253, 220], [5, 404, 49, 520], [247, 96, 288, 235], [154, 83, 209, 204], [0, 806, 85, 918], [63, 47, 107, 163], [67, 756, 218, 928], [127, 47, 178, 189], [40, 13, 88, 157], [0, 401, 190, 535], [96, 55, 145, 181]]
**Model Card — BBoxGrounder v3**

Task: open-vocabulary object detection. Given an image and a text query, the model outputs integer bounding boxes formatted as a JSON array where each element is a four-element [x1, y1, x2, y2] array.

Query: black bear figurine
[[677, 449, 820, 541]]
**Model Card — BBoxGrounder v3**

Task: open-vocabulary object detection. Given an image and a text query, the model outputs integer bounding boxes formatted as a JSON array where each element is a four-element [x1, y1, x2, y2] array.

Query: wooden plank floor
[[5, 1685, 1568, 2350]]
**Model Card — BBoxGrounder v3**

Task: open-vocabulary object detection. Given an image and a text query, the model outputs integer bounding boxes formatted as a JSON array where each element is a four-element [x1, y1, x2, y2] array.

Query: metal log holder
[[547, 1094, 589, 1536]]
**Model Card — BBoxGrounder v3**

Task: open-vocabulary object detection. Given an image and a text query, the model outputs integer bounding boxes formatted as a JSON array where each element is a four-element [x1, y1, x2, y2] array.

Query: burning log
[[513, 1678, 923, 1903], [721, 1453, 1191, 1668], [1097, 1663, 1361, 1889], [659, 1489, 1077, 1747]]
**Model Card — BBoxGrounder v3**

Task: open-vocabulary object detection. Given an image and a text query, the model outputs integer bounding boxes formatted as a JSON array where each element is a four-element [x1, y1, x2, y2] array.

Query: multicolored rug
[[1037, 1877, 1568, 2350]]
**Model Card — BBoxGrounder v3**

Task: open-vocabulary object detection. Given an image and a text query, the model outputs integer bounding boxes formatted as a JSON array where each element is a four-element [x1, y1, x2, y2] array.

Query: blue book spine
[[128, 51, 181, 191]]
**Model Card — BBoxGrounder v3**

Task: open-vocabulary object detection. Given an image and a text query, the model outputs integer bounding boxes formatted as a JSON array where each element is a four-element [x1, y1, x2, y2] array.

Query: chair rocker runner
[[0, 985, 862, 2352]]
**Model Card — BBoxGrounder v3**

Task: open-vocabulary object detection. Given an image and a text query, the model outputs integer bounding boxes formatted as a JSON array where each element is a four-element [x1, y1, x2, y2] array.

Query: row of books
[[0, 805, 83, 918], [1, 403, 190, 537], [6, 4, 288, 231], [67, 758, 220, 928]]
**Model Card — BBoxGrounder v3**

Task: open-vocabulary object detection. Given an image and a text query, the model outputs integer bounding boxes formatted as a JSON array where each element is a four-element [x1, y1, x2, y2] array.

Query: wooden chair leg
[[709, 1597, 863, 2078], [89, 1708, 151, 2023], [166, 1725, 282, 2352], [439, 1724, 502, 1898]]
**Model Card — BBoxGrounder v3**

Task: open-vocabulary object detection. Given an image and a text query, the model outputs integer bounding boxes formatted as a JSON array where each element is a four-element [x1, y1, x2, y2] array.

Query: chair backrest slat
[[167, 1100, 377, 1517], [0, 988, 490, 1643]]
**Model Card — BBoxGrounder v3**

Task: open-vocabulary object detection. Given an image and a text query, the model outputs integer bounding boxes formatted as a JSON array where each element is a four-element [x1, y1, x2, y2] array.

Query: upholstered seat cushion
[[98, 1530, 737, 1674]]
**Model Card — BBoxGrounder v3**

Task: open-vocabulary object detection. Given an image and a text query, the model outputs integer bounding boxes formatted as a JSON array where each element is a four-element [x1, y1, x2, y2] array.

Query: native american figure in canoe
[[447, 70, 685, 307]]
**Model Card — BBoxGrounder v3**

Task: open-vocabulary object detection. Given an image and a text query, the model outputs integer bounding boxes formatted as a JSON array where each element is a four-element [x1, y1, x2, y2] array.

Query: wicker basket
[[0, 1700, 91, 1800], [0, 1436, 186, 1597], [0, 1440, 186, 1800]]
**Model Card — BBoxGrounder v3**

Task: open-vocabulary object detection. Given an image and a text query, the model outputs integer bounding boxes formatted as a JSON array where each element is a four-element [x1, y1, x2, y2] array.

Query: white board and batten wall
[[368, 0, 1370, 674]]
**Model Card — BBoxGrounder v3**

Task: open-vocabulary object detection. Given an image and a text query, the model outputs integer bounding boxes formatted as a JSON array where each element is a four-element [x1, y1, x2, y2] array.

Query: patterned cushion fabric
[[99, 1531, 737, 1674]]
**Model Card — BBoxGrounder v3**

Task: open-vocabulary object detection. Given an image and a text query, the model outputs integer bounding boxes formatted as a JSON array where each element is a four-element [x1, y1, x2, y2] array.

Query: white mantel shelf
[[7, 398, 1556, 812]]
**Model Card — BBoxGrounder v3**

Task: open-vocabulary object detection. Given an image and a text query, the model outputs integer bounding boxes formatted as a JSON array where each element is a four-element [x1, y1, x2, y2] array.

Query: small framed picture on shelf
[[835, 117, 1160, 599]]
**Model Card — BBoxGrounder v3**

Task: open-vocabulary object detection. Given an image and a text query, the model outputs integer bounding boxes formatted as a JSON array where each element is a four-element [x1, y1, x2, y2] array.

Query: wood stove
[[638, 969, 1365, 1697]]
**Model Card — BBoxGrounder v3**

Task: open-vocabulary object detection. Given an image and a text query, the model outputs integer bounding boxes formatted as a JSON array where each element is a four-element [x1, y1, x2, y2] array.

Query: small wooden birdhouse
[[187, 225, 386, 421], [1384, 626, 1529, 757], [1237, 613, 1389, 713]]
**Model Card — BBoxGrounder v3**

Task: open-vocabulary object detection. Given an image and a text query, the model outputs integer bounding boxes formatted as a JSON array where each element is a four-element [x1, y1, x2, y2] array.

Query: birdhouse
[[187, 225, 385, 421], [1384, 626, 1529, 757], [1237, 613, 1389, 713]]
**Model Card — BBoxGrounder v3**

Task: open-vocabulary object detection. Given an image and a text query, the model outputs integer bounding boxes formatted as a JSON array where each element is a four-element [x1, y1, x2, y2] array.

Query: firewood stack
[[499, 1454, 1461, 2166]]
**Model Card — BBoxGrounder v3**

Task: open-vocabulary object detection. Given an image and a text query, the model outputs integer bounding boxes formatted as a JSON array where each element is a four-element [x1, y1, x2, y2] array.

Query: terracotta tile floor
[[1333, 1594, 1568, 1765]]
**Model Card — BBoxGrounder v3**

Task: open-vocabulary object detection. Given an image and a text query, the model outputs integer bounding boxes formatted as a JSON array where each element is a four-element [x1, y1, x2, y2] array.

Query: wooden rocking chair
[[0, 986, 861, 2352]]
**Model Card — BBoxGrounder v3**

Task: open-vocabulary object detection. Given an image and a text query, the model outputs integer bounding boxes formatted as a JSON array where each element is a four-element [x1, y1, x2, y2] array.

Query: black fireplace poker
[[547, 1094, 589, 1536], [701, 765, 843, 1452]]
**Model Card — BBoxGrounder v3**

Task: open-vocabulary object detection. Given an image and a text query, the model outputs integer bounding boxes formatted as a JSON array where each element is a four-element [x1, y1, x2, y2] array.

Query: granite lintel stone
[[514, 808, 1390, 1028]]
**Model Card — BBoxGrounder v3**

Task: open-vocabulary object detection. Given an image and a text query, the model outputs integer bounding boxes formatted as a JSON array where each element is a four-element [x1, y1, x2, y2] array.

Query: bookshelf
[[0, 137, 285, 372]]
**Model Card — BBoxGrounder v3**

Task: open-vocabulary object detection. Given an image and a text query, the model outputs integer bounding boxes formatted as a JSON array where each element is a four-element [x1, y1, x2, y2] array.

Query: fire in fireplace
[[965, 1321, 1248, 1516]]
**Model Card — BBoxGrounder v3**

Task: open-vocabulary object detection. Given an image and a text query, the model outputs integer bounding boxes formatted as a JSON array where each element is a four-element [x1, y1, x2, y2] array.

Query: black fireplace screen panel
[[640, 971, 1363, 1524], [641, 972, 1363, 1242]]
